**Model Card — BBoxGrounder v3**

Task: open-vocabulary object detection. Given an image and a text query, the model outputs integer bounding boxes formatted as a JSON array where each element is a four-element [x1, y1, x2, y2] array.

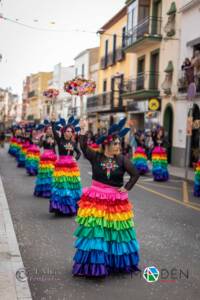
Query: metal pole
[[184, 104, 193, 180]]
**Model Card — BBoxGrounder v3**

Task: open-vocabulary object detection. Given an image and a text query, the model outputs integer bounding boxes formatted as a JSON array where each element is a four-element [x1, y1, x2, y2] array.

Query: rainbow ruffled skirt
[[34, 150, 57, 198], [17, 142, 30, 168], [132, 147, 149, 175], [25, 144, 40, 176], [12, 139, 22, 159], [8, 137, 18, 156], [49, 155, 82, 215], [152, 146, 169, 181], [73, 180, 140, 277], [194, 160, 200, 197]]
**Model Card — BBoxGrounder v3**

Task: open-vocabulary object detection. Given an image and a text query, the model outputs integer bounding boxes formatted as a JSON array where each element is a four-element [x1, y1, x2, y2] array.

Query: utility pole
[[183, 103, 193, 203]]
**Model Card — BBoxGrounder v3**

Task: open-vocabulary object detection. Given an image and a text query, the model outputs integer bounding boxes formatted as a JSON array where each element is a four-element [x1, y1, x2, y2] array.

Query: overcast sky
[[0, 0, 124, 96]]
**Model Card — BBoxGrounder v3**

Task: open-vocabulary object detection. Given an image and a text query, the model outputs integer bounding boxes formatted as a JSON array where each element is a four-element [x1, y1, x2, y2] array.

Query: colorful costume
[[25, 144, 40, 176], [15, 138, 23, 160], [194, 160, 200, 197], [152, 146, 169, 181], [73, 119, 140, 277], [8, 137, 18, 156], [49, 118, 82, 215], [132, 147, 148, 175], [34, 136, 57, 198], [17, 140, 30, 168]]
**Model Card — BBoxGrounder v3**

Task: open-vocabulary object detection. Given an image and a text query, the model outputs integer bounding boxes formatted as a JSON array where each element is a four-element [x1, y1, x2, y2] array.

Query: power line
[[1, 15, 123, 38]]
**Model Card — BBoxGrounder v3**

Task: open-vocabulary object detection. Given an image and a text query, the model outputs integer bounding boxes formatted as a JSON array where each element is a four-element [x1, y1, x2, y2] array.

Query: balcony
[[100, 47, 125, 70], [116, 48, 125, 62], [122, 72, 160, 100], [87, 92, 112, 113], [125, 17, 162, 53], [178, 71, 200, 94]]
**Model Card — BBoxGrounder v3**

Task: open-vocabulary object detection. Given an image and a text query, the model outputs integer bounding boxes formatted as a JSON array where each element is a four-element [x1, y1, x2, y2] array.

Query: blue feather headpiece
[[55, 116, 81, 133], [96, 118, 130, 145]]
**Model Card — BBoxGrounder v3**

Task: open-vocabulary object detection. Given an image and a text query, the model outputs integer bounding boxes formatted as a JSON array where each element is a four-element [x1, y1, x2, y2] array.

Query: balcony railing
[[123, 72, 159, 94], [100, 47, 125, 70], [178, 71, 200, 94], [125, 16, 162, 49], [87, 92, 112, 113]]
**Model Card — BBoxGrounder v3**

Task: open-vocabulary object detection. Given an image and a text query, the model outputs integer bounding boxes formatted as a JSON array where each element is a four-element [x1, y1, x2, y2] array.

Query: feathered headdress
[[56, 116, 81, 133], [96, 118, 130, 145]]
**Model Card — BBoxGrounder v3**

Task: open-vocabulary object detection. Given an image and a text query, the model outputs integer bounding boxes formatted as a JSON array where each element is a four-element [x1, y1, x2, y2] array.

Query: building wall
[[27, 72, 52, 121], [74, 51, 90, 78], [98, 13, 134, 94]]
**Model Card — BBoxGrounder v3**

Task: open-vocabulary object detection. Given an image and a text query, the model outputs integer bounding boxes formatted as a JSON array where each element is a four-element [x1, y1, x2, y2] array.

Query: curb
[[0, 176, 32, 300]]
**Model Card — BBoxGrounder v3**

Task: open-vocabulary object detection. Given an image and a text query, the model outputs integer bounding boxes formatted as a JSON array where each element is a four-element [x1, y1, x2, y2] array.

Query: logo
[[148, 98, 161, 111], [16, 268, 28, 282], [143, 266, 159, 283]]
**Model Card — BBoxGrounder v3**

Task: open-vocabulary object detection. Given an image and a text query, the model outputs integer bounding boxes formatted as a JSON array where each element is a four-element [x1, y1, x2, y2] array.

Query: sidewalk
[[168, 164, 194, 181], [0, 176, 32, 300]]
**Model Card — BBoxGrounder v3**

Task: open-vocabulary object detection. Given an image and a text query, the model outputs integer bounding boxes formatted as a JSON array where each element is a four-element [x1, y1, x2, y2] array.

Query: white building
[[72, 48, 99, 119], [45, 63, 75, 119], [174, 0, 200, 167]]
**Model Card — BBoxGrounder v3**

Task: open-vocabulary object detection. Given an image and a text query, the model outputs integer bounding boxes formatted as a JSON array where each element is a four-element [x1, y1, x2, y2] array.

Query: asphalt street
[[0, 146, 200, 300]]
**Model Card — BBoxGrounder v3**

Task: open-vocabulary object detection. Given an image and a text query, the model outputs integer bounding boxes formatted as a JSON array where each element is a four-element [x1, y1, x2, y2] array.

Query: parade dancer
[[194, 160, 200, 197], [25, 127, 41, 176], [17, 126, 32, 168], [34, 122, 57, 198], [8, 126, 18, 156], [49, 116, 82, 216], [152, 126, 169, 182], [73, 119, 140, 277], [132, 131, 149, 175]]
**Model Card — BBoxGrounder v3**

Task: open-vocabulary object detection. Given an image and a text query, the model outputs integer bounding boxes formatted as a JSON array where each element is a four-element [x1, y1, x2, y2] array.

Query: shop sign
[[148, 98, 161, 111]]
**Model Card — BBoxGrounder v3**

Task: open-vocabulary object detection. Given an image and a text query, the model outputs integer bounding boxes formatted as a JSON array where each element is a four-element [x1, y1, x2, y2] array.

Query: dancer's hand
[[118, 187, 127, 193], [51, 113, 57, 122]]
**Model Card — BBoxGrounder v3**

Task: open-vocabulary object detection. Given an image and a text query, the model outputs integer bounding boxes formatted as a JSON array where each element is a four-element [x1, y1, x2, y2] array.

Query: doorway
[[163, 105, 173, 163]]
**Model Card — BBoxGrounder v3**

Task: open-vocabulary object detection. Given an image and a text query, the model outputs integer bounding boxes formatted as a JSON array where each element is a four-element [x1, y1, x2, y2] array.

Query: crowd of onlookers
[[86, 125, 169, 160]]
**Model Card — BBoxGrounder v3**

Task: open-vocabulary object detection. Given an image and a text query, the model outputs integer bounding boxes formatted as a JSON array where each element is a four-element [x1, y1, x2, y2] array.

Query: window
[[137, 56, 145, 90], [105, 40, 109, 66], [103, 80, 107, 92], [81, 64, 85, 77], [122, 27, 126, 48], [113, 34, 117, 63], [75, 68, 78, 77]]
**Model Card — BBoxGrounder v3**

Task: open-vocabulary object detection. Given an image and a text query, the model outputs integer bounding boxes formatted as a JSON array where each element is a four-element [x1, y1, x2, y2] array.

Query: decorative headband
[[55, 116, 81, 133], [96, 118, 130, 145]]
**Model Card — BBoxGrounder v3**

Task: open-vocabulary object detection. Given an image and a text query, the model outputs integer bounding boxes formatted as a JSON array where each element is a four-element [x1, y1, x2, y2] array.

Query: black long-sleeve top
[[40, 135, 56, 151], [52, 123, 81, 160], [80, 135, 139, 191]]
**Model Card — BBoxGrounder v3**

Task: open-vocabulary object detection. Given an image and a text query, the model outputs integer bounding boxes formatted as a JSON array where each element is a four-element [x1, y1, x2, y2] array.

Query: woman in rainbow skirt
[[25, 127, 40, 176], [34, 122, 57, 198], [152, 126, 169, 182], [49, 116, 82, 216], [132, 131, 149, 175], [73, 118, 140, 277], [194, 160, 200, 197]]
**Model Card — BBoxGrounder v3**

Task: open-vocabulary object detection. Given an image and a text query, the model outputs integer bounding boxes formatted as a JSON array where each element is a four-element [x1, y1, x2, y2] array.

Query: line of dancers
[[8, 116, 200, 278], [8, 116, 140, 277]]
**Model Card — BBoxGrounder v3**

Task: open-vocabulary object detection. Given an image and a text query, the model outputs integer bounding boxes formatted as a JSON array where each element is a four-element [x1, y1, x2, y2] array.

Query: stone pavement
[[0, 176, 32, 300]]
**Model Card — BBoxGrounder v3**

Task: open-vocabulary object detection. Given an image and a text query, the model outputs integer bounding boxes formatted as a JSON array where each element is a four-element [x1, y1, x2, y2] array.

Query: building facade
[[174, 0, 200, 167], [72, 47, 99, 121], [122, 0, 183, 164], [25, 72, 52, 122], [0, 88, 20, 128], [87, 6, 133, 133], [44, 64, 75, 119]]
